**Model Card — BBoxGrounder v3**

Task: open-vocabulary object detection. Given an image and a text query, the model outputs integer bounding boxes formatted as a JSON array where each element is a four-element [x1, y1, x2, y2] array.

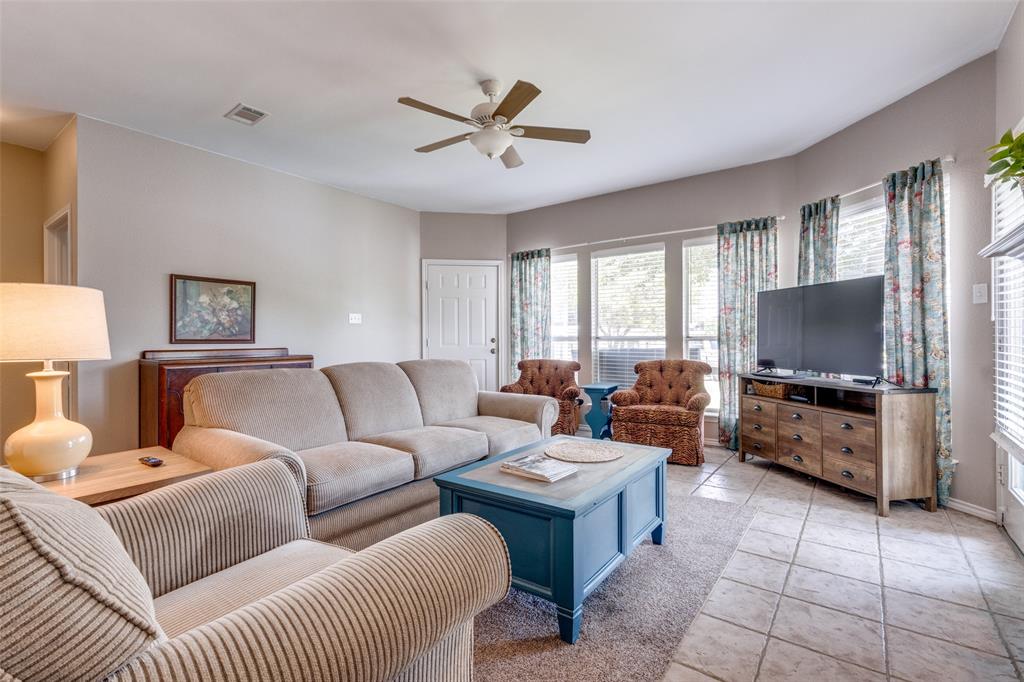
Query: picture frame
[[169, 274, 255, 344]]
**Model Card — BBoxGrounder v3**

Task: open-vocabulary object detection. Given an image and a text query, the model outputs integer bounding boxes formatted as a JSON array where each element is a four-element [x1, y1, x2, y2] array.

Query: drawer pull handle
[[792, 455, 804, 463], [754, 405, 763, 412], [841, 470, 855, 479], [792, 434, 803, 442], [840, 422, 853, 430], [752, 443, 763, 450], [841, 446, 853, 455], [791, 413, 802, 420], [753, 424, 763, 431]]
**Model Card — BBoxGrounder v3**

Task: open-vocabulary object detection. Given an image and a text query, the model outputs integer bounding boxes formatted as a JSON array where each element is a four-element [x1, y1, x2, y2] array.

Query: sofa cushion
[[296, 441, 415, 514], [361, 426, 488, 479], [153, 538, 351, 638], [613, 404, 702, 428], [322, 362, 424, 440], [398, 359, 479, 425], [0, 468, 164, 681], [438, 416, 540, 456], [184, 368, 348, 451]]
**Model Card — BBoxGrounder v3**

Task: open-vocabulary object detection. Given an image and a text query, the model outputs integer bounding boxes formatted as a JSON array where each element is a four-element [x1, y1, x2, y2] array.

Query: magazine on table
[[500, 452, 578, 483]]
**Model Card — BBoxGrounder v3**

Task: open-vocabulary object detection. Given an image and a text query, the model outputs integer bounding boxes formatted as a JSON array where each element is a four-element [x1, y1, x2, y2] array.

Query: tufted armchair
[[501, 359, 583, 436], [610, 359, 713, 465]]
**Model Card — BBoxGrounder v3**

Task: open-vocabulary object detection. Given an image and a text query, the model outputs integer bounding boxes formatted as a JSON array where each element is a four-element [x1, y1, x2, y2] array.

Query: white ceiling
[[0, 1, 1016, 213]]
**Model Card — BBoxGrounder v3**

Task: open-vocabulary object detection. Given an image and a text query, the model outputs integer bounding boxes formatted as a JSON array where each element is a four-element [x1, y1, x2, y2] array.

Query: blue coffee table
[[434, 436, 670, 643]]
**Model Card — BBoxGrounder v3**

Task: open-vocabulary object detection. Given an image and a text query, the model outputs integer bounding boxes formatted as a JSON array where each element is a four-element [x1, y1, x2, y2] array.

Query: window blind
[[836, 192, 887, 281], [993, 181, 1024, 449], [684, 241, 720, 413], [550, 255, 579, 362], [591, 245, 666, 385]]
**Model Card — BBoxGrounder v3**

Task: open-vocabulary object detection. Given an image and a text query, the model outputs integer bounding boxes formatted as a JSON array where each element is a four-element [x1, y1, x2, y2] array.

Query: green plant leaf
[[989, 148, 1011, 161], [988, 159, 1011, 174], [1000, 129, 1014, 146]]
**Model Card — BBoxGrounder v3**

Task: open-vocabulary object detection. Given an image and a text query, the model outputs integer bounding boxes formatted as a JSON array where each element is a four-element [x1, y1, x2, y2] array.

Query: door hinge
[[425, 337, 429, 348], [424, 281, 429, 290], [998, 463, 1007, 486]]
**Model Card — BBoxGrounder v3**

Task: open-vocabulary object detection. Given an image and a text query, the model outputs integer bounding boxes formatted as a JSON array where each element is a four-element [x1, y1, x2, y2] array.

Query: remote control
[[138, 456, 164, 467]]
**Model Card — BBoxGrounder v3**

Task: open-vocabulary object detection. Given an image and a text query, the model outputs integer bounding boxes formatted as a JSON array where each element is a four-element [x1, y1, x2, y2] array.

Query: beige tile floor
[[662, 447, 1024, 682]]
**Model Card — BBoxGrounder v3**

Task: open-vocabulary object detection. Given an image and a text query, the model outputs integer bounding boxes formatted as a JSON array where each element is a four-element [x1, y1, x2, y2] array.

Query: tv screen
[[756, 276, 884, 377]]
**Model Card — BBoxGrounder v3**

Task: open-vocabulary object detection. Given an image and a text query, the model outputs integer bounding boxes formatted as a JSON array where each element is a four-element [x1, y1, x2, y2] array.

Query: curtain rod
[[841, 155, 956, 199], [551, 217, 788, 253]]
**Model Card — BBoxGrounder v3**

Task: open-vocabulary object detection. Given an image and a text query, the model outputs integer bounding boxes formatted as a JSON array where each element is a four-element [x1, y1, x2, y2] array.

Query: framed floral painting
[[170, 274, 255, 343]]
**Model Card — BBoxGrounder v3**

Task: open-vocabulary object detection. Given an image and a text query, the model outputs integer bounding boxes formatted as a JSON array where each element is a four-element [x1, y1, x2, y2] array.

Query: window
[[591, 244, 666, 384], [993, 179, 1024, 449], [550, 254, 578, 362], [684, 240, 720, 413], [836, 189, 886, 281]]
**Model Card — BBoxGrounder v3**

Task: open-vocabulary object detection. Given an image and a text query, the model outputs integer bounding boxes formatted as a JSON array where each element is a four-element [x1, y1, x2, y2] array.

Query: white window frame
[[550, 252, 579, 363], [835, 186, 887, 282], [682, 235, 719, 414]]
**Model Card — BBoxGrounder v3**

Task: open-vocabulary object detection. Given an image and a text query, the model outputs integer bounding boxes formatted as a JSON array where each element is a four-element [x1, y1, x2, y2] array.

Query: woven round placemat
[[545, 440, 624, 463]]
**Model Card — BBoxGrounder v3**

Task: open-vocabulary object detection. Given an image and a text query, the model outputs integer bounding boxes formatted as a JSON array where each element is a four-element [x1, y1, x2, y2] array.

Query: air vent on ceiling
[[224, 103, 268, 126]]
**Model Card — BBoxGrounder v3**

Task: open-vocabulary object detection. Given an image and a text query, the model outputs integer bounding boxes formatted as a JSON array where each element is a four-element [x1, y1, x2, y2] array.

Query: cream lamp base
[[3, 366, 92, 482]]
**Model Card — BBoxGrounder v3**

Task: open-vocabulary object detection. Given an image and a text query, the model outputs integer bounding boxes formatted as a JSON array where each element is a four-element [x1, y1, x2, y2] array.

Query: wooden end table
[[39, 446, 211, 506]]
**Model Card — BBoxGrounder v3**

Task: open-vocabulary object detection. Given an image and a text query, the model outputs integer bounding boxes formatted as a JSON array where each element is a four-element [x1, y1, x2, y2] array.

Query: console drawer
[[740, 435, 775, 462], [777, 439, 822, 476], [742, 418, 776, 441], [823, 456, 877, 495], [742, 397, 777, 422], [778, 405, 821, 430], [822, 413, 877, 463]]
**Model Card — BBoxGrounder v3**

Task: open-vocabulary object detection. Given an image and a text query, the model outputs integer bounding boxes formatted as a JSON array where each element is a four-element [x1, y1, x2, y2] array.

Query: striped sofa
[[0, 460, 510, 681], [173, 359, 558, 549]]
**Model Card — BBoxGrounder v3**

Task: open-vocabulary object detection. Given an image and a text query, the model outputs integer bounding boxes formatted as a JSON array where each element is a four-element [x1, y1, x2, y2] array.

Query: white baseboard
[[946, 497, 999, 523]]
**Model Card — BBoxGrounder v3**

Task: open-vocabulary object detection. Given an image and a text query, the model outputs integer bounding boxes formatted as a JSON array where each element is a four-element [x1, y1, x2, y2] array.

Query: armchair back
[[506, 359, 581, 398], [629, 359, 712, 406]]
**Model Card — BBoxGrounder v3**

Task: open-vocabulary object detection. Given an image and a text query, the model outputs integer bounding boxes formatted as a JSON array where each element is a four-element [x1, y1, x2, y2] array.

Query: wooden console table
[[139, 348, 313, 448], [738, 373, 937, 516]]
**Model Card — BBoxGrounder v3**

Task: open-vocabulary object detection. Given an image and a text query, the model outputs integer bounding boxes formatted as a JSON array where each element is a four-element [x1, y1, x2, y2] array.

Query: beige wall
[[74, 117, 422, 454], [419, 212, 507, 261], [0, 142, 46, 447], [507, 54, 1001, 511], [794, 55, 997, 511], [43, 117, 78, 283], [996, 1, 1024, 133]]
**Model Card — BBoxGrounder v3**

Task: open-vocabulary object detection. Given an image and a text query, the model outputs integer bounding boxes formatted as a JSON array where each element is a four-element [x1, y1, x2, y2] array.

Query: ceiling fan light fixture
[[469, 126, 513, 159]]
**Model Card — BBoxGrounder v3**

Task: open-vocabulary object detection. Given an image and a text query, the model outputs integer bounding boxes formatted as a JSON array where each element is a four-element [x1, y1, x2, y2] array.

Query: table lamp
[[0, 283, 111, 481]]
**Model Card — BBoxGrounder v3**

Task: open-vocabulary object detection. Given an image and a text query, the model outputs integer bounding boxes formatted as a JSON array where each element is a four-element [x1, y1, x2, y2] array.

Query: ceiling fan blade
[[415, 134, 471, 153], [398, 97, 470, 124], [492, 80, 541, 122], [500, 145, 524, 169], [516, 126, 591, 144]]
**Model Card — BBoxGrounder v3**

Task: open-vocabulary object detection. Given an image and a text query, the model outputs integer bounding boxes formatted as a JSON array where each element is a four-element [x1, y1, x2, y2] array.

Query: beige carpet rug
[[473, 464, 755, 681]]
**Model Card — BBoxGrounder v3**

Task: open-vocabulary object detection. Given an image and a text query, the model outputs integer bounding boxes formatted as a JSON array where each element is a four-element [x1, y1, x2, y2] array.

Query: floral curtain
[[718, 217, 778, 449], [883, 159, 953, 504], [797, 195, 841, 285], [510, 248, 551, 375]]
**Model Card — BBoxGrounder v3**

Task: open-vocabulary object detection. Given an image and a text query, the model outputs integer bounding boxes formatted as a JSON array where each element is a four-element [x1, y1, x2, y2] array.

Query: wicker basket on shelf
[[752, 381, 790, 399]]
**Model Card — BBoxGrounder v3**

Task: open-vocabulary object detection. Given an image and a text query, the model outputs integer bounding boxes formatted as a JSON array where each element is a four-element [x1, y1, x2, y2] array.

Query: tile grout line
[[876, 507, 891, 681], [948, 508, 1024, 681], [750, 463, 811, 681]]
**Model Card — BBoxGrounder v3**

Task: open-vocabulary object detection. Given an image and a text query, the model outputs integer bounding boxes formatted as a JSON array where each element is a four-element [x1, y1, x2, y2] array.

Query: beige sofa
[[1, 459, 510, 681], [174, 359, 557, 548]]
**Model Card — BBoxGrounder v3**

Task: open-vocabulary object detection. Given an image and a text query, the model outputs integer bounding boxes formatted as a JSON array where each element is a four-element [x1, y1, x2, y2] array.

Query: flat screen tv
[[756, 276, 884, 377]]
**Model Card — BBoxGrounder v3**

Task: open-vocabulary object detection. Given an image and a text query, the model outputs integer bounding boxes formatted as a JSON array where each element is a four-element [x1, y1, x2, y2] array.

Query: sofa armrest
[[173, 425, 305, 494], [610, 388, 640, 406], [478, 390, 558, 437], [98, 460, 308, 598], [685, 391, 712, 413], [499, 382, 525, 394], [109, 514, 510, 682]]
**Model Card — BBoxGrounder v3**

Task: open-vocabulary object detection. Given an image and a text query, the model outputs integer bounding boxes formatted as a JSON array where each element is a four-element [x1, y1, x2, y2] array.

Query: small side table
[[582, 382, 618, 440], [39, 446, 211, 506]]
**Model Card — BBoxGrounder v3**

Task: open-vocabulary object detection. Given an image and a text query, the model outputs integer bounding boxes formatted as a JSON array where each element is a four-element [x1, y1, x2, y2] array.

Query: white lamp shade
[[0, 283, 111, 362]]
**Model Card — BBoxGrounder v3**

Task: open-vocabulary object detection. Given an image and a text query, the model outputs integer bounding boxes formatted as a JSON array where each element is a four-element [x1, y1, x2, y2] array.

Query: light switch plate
[[972, 283, 988, 304], [348, 313, 363, 324]]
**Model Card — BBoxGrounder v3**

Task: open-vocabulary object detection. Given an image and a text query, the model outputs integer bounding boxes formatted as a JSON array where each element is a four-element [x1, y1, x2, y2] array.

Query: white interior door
[[423, 262, 499, 391]]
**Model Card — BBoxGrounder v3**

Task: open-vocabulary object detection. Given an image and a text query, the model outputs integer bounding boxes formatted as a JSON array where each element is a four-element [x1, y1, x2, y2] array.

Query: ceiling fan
[[398, 79, 591, 169]]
